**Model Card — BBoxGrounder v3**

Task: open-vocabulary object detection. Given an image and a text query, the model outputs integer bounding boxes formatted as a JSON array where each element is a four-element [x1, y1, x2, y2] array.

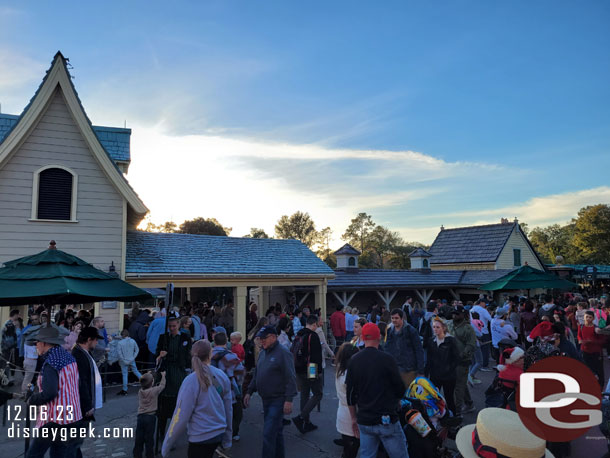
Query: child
[[575, 302, 587, 326], [117, 329, 142, 395], [134, 371, 166, 458], [578, 310, 606, 388], [230, 331, 245, 362]]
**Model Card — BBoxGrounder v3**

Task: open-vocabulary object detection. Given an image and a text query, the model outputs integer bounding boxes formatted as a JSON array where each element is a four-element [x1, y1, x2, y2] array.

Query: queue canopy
[[480, 265, 578, 291], [0, 242, 152, 305]]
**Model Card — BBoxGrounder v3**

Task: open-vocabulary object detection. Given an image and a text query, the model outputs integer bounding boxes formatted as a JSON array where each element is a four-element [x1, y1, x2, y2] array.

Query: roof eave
[[126, 272, 335, 280]]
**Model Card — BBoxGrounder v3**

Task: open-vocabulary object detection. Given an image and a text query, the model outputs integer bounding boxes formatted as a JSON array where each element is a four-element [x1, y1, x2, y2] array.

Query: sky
[[0, 1, 609, 245]]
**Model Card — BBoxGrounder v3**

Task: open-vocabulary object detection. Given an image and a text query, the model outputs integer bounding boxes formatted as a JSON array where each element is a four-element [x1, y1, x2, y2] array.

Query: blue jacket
[[384, 323, 425, 373], [146, 317, 166, 354]]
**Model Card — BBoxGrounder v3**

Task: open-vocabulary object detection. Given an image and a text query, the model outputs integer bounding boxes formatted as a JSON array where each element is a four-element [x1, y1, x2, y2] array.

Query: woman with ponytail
[[161, 340, 233, 458]]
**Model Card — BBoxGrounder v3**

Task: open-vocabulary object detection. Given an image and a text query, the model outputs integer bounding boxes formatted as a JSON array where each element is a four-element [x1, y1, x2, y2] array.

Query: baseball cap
[[361, 323, 380, 341], [256, 325, 278, 339], [452, 306, 467, 315], [212, 326, 227, 335]]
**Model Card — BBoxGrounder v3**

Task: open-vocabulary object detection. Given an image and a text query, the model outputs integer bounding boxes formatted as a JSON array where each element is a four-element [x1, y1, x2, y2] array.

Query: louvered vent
[[37, 168, 73, 220]]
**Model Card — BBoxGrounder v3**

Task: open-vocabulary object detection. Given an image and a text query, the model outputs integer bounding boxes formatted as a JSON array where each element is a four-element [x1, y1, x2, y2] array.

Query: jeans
[[358, 421, 409, 458], [22, 357, 38, 393], [120, 361, 142, 391], [133, 414, 156, 458], [480, 333, 492, 368], [470, 346, 483, 377], [262, 398, 285, 458], [26, 423, 77, 458], [296, 374, 323, 422]]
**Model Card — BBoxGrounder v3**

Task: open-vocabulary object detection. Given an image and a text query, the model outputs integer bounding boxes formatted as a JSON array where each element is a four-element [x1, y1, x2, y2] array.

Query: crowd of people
[[1, 289, 609, 458]]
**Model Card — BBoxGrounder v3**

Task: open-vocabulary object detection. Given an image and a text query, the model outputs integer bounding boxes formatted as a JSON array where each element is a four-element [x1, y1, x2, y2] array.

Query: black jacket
[[128, 311, 150, 346], [425, 335, 460, 381], [346, 346, 405, 425], [72, 344, 95, 417], [295, 327, 322, 374]]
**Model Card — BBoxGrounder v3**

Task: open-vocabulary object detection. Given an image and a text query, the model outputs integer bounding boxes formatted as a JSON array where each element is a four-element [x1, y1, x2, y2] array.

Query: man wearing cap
[[27, 325, 83, 458], [243, 325, 297, 458], [346, 322, 409, 458], [451, 306, 477, 415], [71, 327, 104, 458]]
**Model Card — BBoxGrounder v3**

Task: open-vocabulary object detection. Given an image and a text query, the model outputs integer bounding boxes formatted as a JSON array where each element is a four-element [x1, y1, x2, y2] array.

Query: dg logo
[[517, 356, 602, 442]]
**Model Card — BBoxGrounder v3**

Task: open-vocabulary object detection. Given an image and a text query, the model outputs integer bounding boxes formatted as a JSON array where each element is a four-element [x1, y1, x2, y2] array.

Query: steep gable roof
[[126, 231, 335, 277], [428, 222, 515, 264], [409, 247, 432, 258], [0, 52, 147, 215]]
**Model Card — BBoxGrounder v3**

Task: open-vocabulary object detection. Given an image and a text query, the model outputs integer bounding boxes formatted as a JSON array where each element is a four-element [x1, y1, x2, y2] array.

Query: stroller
[[599, 385, 610, 458], [398, 377, 462, 458]]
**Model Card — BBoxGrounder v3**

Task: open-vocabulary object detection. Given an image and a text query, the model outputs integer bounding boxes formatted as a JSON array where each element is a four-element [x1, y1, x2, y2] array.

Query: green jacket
[[451, 320, 476, 364]]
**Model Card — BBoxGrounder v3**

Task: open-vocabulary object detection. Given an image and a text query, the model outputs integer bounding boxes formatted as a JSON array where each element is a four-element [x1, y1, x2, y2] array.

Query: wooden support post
[[259, 286, 270, 311], [233, 286, 247, 338], [315, 282, 327, 320]]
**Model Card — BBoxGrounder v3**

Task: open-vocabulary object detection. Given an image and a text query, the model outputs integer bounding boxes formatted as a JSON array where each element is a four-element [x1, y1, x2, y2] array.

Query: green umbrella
[[0, 245, 151, 305], [479, 265, 578, 291]]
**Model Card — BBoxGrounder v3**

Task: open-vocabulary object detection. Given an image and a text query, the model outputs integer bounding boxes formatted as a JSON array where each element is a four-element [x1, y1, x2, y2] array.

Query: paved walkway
[[0, 362, 604, 457]]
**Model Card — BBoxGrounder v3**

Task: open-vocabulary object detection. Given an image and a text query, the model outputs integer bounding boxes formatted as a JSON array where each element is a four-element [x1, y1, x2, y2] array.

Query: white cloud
[[0, 50, 46, 113]]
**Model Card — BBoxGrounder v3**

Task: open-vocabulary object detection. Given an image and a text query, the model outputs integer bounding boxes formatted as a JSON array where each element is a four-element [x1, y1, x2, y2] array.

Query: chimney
[[48, 240, 57, 250]]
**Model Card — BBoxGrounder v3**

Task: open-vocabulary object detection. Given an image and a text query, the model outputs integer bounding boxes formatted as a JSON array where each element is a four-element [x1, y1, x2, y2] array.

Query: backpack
[[290, 332, 311, 372], [211, 349, 232, 368]]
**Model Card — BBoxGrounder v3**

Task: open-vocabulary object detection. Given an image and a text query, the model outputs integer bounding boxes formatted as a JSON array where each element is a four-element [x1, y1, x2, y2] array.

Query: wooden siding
[[0, 88, 125, 275], [496, 228, 544, 270]]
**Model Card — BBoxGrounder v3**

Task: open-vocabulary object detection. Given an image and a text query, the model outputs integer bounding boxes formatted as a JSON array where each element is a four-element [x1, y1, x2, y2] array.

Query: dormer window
[[423, 259, 429, 268], [31, 166, 78, 222], [348, 257, 356, 267]]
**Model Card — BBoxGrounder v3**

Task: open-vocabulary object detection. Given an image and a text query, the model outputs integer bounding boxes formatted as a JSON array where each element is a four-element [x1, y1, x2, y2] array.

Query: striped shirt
[[36, 345, 82, 428]]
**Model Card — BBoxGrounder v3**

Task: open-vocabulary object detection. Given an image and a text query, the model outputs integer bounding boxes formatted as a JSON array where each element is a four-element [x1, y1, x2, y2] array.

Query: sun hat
[[361, 322, 380, 341], [256, 325, 278, 339], [456, 408, 554, 458], [33, 325, 66, 346]]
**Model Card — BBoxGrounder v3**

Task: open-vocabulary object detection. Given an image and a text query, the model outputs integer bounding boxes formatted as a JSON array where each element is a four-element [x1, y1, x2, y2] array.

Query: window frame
[[348, 256, 356, 267], [513, 248, 521, 267], [30, 165, 78, 223]]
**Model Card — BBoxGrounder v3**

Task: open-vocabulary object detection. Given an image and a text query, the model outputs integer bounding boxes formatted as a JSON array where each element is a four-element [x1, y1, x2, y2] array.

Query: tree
[[368, 225, 403, 268], [315, 227, 336, 267], [179, 217, 231, 236], [529, 224, 576, 264], [519, 222, 530, 236], [243, 228, 269, 238], [572, 204, 610, 264], [274, 211, 318, 247], [159, 221, 178, 233], [342, 212, 376, 253]]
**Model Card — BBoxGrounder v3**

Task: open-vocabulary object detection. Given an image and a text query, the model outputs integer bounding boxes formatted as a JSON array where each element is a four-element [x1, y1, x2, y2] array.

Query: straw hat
[[456, 408, 553, 458]]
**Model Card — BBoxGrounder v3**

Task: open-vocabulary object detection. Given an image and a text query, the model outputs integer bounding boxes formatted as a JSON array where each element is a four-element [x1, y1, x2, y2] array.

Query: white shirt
[[490, 318, 518, 348], [471, 306, 492, 334], [335, 373, 353, 436]]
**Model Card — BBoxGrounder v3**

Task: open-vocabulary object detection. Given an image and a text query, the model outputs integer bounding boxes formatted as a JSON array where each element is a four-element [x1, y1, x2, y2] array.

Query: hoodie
[[128, 311, 150, 346], [161, 368, 232, 456]]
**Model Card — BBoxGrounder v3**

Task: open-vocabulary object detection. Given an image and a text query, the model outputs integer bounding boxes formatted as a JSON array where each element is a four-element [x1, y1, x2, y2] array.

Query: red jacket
[[330, 311, 346, 338]]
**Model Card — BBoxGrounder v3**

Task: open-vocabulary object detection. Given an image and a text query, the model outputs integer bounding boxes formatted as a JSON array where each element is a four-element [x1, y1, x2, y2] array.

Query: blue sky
[[1, 1, 609, 244]]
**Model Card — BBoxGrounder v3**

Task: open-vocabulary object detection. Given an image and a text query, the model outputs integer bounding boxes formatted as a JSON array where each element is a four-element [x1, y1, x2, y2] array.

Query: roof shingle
[[429, 223, 515, 264], [126, 231, 334, 276]]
